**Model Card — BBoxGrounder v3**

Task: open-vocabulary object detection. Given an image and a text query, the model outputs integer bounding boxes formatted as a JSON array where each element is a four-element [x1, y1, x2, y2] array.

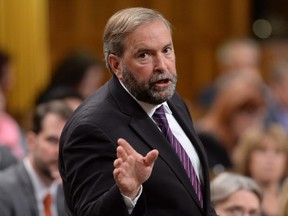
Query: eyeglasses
[[223, 206, 260, 216]]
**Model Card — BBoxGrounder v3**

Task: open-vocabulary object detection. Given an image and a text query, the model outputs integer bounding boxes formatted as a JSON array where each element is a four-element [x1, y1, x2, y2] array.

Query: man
[[0, 100, 73, 216], [265, 59, 288, 132], [59, 7, 216, 216]]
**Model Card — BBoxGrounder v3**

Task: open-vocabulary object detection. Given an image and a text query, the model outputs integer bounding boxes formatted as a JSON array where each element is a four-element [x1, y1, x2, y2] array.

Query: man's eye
[[164, 47, 171, 53], [46, 137, 59, 145], [138, 53, 148, 58]]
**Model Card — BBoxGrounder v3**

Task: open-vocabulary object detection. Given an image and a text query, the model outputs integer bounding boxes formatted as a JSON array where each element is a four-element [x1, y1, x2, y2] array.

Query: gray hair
[[216, 38, 260, 66], [103, 7, 172, 72], [211, 172, 262, 206]]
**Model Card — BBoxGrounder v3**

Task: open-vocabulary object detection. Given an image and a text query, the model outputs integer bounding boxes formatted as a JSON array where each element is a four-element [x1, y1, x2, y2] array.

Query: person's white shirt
[[24, 158, 59, 216]]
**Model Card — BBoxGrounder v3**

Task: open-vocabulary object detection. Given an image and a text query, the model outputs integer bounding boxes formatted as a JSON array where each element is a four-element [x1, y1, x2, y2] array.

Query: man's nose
[[154, 54, 166, 72]]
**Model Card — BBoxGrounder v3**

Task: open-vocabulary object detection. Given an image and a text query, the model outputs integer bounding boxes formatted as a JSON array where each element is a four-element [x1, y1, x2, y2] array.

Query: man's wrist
[[121, 185, 143, 214]]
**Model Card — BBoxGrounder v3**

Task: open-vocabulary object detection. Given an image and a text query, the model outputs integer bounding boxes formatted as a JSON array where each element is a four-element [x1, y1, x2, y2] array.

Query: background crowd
[[0, 5, 288, 216]]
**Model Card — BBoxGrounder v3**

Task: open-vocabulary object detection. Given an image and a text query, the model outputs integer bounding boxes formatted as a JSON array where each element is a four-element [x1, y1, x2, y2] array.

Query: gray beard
[[121, 66, 177, 105]]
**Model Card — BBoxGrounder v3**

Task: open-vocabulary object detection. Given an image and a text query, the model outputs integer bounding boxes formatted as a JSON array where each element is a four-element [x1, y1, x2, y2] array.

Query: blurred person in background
[[216, 38, 261, 76], [36, 85, 83, 111], [211, 172, 262, 216], [0, 50, 25, 159], [198, 37, 262, 109], [233, 123, 288, 216], [279, 179, 288, 216], [265, 59, 288, 132], [0, 145, 17, 171], [0, 100, 73, 216], [196, 71, 266, 176], [36, 51, 105, 106]]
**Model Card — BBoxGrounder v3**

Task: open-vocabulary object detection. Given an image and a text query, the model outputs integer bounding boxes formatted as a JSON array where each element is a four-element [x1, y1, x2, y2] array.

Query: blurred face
[[215, 190, 261, 216], [249, 135, 287, 184], [1, 62, 15, 95], [226, 79, 265, 140], [28, 113, 66, 184], [78, 65, 104, 98], [225, 44, 260, 75], [109, 20, 177, 104], [276, 73, 288, 108]]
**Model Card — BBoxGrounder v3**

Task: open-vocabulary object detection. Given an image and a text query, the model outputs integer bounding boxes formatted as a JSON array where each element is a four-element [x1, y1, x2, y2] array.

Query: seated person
[[0, 100, 73, 216], [211, 172, 262, 216]]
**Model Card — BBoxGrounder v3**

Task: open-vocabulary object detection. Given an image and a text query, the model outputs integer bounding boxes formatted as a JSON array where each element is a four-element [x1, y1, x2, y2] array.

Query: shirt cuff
[[121, 185, 143, 214]]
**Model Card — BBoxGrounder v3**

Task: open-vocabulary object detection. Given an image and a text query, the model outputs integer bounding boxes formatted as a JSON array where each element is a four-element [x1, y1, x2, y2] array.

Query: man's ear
[[26, 131, 37, 152], [108, 54, 123, 79]]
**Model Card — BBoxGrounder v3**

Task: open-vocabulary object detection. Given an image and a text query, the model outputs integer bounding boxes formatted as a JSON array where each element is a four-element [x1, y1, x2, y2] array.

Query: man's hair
[[32, 100, 73, 134], [103, 7, 172, 72]]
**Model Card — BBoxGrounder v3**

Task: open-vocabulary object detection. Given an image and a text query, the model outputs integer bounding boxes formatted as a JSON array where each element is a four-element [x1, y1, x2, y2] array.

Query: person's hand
[[113, 138, 159, 200]]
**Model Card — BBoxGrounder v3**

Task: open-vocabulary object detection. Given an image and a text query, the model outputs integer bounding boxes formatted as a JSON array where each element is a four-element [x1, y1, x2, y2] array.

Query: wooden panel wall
[[0, 0, 50, 125]]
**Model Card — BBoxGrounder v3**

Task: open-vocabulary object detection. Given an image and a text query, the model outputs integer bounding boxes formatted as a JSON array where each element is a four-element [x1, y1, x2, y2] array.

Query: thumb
[[144, 149, 159, 166]]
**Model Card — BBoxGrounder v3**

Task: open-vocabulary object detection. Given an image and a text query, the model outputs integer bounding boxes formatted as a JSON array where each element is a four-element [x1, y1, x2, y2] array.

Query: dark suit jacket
[[59, 75, 216, 216], [0, 162, 65, 216]]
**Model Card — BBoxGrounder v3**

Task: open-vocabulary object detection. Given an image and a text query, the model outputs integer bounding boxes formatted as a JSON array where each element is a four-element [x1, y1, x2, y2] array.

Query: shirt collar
[[23, 157, 58, 201]]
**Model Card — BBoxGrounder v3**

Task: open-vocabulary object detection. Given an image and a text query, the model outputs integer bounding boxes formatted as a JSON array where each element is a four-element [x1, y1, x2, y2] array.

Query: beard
[[34, 157, 58, 181], [121, 65, 177, 105]]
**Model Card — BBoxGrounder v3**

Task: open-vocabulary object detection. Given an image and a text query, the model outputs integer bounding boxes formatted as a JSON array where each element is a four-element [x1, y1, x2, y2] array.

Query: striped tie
[[153, 105, 203, 205]]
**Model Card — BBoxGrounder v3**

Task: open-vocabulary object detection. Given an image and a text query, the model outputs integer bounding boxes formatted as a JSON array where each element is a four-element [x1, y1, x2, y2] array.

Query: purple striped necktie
[[152, 105, 203, 206]]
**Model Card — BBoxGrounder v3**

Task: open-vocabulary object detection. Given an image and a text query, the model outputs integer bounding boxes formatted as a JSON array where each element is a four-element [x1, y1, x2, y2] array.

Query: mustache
[[149, 72, 176, 84]]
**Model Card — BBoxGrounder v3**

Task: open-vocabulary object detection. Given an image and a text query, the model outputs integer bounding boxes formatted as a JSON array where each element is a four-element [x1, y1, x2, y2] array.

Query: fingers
[[116, 145, 128, 162], [144, 149, 159, 166], [117, 138, 159, 166], [113, 157, 122, 168], [117, 138, 136, 155]]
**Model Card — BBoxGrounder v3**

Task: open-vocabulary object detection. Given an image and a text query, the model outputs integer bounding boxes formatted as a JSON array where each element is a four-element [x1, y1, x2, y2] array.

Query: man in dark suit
[[0, 100, 73, 216], [59, 7, 216, 216]]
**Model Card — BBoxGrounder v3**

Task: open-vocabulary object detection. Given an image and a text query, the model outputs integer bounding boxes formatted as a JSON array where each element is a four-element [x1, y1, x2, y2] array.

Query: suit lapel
[[109, 77, 203, 209], [109, 76, 206, 211], [130, 101, 203, 209], [16, 163, 39, 216], [56, 185, 65, 215]]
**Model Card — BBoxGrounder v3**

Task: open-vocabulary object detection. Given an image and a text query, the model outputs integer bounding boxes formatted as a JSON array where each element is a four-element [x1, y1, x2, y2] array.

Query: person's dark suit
[[0, 162, 65, 216], [59, 75, 216, 216]]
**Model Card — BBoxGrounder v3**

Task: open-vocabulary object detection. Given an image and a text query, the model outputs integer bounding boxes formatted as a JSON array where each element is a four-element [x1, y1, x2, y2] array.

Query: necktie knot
[[152, 105, 168, 126]]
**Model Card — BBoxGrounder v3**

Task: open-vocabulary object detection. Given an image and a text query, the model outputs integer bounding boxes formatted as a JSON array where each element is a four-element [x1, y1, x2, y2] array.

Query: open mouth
[[153, 78, 171, 86]]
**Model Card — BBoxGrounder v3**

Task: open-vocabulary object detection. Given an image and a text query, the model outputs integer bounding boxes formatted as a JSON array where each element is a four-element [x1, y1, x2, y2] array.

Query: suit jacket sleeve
[[60, 121, 146, 216]]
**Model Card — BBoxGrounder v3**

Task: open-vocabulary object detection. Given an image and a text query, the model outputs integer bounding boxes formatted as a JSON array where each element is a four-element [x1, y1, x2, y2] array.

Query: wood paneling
[[0, 0, 50, 123]]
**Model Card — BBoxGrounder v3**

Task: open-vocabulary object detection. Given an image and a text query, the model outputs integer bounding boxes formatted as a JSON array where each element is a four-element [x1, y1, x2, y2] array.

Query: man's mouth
[[153, 78, 171, 87]]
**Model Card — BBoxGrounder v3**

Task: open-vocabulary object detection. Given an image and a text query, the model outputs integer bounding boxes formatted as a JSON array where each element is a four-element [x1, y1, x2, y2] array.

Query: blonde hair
[[233, 123, 288, 177], [103, 7, 172, 72]]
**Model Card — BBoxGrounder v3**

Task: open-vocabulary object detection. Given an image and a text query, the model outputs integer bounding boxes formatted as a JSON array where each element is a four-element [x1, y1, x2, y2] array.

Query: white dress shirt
[[24, 158, 58, 216]]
